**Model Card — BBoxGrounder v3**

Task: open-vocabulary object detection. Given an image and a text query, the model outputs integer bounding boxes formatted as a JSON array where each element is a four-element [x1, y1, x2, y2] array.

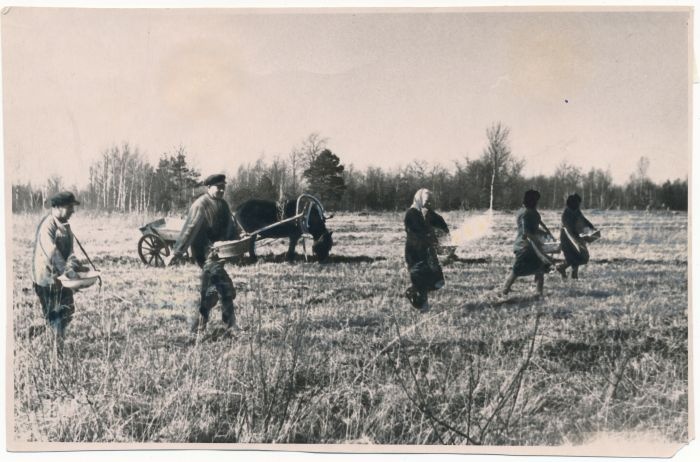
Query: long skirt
[[512, 245, 551, 277], [560, 229, 590, 266], [407, 248, 445, 293]]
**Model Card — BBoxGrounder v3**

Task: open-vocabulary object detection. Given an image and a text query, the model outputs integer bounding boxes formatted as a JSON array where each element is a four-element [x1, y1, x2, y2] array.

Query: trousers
[[33, 283, 75, 335], [198, 257, 236, 326]]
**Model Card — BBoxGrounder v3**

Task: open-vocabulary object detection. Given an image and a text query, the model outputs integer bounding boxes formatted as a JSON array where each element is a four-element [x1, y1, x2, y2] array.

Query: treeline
[[11, 126, 688, 214], [12, 144, 205, 214]]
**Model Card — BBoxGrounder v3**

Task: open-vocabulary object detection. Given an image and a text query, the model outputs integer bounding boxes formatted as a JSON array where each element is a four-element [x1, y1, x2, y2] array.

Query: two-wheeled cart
[[137, 194, 324, 266]]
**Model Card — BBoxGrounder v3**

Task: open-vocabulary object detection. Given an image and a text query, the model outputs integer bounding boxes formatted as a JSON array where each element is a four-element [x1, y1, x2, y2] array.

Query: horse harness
[[230, 199, 317, 239]]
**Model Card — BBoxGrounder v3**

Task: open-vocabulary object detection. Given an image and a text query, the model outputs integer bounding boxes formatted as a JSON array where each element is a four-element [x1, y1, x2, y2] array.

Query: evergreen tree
[[169, 147, 201, 210], [302, 149, 346, 205], [153, 146, 201, 212]]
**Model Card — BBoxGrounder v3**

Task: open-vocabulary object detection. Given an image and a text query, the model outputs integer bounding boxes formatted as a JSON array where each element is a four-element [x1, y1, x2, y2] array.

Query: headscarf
[[412, 188, 432, 212]]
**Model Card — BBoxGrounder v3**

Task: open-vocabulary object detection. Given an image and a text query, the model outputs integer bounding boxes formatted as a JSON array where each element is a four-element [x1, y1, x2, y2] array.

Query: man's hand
[[64, 269, 78, 279], [207, 247, 221, 262]]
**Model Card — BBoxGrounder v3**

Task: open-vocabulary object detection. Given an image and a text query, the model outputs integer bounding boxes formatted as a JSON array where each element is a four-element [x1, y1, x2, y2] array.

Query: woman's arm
[[425, 210, 449, 234], [579, 211, 596, 230], [522, 212, 542, 242], [523, 211, 553, 262], [562, 208, 578, 235], [538, 219, 554, 238]]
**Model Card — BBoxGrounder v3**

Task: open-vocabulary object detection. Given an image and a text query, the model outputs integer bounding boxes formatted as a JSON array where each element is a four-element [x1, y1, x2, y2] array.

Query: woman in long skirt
[[502, 189, 555, 297], [557, 193, 597, 280], [404, 188, 449, 313]]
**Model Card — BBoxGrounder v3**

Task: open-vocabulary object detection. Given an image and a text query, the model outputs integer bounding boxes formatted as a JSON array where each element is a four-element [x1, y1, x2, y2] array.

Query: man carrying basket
[[31, 191, 88, 337], [170, 174, 241, 333]]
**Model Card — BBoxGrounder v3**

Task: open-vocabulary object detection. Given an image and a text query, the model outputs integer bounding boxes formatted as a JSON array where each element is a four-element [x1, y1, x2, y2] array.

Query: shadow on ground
[[459, 293, 543, 313], [231, 253, 386, 265], [443, 255, 490, 265]]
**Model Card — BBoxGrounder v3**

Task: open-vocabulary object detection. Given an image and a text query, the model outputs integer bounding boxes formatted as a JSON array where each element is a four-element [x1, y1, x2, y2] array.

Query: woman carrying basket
[[556, 193, 597, 280], [501, 189, 555, 298], [404, 188, 450, 313]]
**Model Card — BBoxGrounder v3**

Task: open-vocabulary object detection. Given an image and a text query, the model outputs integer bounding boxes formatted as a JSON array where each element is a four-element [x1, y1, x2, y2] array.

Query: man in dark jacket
[[170, 174, 240, 332]]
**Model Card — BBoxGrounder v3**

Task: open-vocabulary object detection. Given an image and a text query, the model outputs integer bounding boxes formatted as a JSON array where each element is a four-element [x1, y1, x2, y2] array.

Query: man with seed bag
[[170, 173, 242, 332], [31, 191, 88, 337]]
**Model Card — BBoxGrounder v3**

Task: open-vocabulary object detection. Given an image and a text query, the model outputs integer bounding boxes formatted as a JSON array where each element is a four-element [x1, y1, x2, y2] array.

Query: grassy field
[[9, 209, 688, 445]]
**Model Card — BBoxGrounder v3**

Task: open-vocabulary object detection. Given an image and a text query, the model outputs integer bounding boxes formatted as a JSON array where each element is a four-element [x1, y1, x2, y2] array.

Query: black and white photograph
[[1, 3, 694, 458]]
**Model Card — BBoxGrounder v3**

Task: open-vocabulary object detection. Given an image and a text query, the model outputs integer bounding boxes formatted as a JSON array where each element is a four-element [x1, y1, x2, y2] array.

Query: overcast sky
[[1, 7, 691, 187]]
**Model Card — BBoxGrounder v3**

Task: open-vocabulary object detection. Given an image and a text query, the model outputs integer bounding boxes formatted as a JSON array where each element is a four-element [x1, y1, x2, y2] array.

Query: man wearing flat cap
[[31, 191, 87, 336], [171, 173, 241, 332]]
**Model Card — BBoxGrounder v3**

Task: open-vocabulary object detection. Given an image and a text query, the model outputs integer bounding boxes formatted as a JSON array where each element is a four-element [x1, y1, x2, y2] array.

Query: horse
[[234, 194, 333, 262]]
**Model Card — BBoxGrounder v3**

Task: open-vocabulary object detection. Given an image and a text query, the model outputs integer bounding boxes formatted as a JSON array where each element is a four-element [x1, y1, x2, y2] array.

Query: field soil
[[9, 209, 688, 445]]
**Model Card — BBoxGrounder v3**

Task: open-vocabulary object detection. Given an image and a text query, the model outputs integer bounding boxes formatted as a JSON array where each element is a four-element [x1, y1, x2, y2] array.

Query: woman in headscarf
[[501, 189, 555, 297], [556, 193, 597, 280], [404, 188, 449, 312]]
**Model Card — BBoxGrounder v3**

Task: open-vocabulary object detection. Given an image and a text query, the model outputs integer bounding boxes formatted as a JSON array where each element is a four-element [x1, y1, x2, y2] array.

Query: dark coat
[[404, 207, 448, 292], [560, 207, 595, 266], [404, 208, 448, 265], [173, 193, 237, 267]]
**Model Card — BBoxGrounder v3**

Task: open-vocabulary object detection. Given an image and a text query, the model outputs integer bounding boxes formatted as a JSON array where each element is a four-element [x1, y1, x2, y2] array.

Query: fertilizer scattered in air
[[450, 209, 494, 246], [449, 176, 495, 247]]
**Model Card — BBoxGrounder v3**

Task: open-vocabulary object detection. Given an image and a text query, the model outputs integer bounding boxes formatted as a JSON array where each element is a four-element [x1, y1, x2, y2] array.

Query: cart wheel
[[138, 234, 170, 267]]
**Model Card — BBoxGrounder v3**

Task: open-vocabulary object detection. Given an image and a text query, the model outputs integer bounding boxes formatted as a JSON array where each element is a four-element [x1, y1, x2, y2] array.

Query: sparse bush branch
[[275, 316, 307, 440], [479, 313, 540, 443], [466, 354, 480, 444], [389, 348, 449, 444], [603, 352, 632, 405], [388, 309, 479, 445]]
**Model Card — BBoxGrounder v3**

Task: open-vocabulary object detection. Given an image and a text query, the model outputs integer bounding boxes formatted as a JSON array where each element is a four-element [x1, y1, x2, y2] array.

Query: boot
[[419, 300, 431, 313], [413, 290, 428, 311], [556, 264, 568, 281], [222, 302, 240, 331], [571, 267, 579, 279], [189, 314, 208, 334]]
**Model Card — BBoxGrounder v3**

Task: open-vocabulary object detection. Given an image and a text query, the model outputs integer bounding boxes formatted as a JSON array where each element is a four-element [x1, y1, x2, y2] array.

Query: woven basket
[[58, 270, 101, 289], [211, 237, 253, 258], [580, 227, 601, 243], [541, 241, 561, 254]]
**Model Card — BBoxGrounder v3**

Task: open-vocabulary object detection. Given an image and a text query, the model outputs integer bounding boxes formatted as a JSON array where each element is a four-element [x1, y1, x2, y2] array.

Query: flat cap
[[203, 174, 226, 186], [50, 191, 80, 207]]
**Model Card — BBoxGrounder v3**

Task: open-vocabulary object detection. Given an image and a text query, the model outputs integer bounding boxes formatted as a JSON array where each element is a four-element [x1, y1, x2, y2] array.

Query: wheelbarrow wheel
[[138, 234, 170, 267]]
